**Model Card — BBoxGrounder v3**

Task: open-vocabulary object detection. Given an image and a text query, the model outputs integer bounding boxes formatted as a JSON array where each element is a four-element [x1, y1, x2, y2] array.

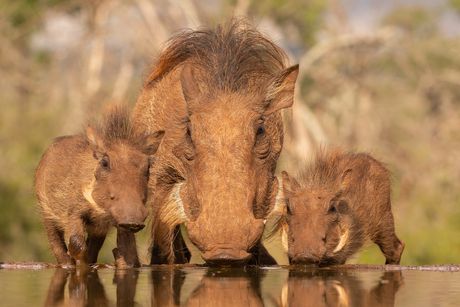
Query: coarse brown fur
[[271, 147, 404, 266], [35, 103, 164, 267], [132, 18, 299, 265]]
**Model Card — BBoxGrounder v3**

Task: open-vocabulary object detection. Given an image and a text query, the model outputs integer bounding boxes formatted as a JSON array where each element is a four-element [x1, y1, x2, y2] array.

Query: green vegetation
[[1, 0, 459, 266], [247, 0, 327, 46]]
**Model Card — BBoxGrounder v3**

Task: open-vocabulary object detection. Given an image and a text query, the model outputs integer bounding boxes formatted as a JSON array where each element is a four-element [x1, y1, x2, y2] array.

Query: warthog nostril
[[118, 223, 145, 233], [292, 256, 320, 266], [291, 251, 322, 266]]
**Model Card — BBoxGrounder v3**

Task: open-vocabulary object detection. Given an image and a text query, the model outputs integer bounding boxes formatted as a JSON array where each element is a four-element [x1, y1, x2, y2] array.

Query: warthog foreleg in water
[[112, 228, 140, 268], [86, 235, 106, 264], [68, 218, 88, 266]]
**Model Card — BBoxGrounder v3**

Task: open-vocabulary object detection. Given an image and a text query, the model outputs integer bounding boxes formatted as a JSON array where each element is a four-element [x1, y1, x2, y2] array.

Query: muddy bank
[[1, 261, 459, 271], [331, 264, 460, 272]]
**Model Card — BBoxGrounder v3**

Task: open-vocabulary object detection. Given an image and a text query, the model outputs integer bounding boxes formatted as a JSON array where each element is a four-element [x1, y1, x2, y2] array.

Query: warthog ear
[[281, 171, 300, 194], [262, 64, 299, 116], [337, 169, 353, 195], [180, 64, 200, 112], [86, 124, 105, 158], [144, 130, 165, 155]]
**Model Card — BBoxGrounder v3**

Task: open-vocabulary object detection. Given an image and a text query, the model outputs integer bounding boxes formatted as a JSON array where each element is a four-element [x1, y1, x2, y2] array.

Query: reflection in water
[[114, 269, 140, 307], [44, 267, 138, 307], [283, 269, 404, 307], [150, 267, 264, 306], [45, 268, 107, 306], [147, 267, 404, 307], [43, 266, 404, 306]]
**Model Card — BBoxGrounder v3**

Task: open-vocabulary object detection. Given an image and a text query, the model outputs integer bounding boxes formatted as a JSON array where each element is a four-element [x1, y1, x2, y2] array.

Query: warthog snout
[[291, 253, 322, 266], [111, 203, 149, 233], [118, 222, 145, 233], [201, 249, 252, 266], [186, 217, 265, 266], [290, 241, 328, 266]]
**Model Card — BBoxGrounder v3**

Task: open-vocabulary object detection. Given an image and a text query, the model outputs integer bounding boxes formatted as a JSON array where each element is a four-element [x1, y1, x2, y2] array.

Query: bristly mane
[[89, 103, 152, 153], [145, 17, 288, 93], [287, 147, 353, 196]]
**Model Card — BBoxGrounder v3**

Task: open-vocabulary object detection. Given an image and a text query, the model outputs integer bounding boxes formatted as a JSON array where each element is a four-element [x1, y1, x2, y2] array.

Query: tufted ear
[[262, 64, 299, 116], [281, 171, 300, 194], [180, 64, 200, 113], [337, 169, 353, 195], [86, 124, 105, 159]]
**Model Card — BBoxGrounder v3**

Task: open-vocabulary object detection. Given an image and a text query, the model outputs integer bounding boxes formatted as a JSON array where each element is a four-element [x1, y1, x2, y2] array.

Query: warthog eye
[[255, 124, 270, 159], [100, 158, 110, 171], [256, 125, 265, 136], [328, 199, 338, 214], [329, 199, 349, 215], [285, 198, 292, 215]]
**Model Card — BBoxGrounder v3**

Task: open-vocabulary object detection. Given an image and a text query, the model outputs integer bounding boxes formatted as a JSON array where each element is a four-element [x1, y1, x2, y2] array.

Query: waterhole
[[0, 263, 459, 306]]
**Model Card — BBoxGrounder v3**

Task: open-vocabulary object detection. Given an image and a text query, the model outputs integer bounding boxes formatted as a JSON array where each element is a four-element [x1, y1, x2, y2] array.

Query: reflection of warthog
[[44, 268, 109, 307], [35, 104, 164, 267], [147, 266, 404, 307], [150, 268, 188, 307], [186, 269, 263, 307], [44, 267, 139, 307], [133, 18, 299, 266], [149, 267, 264, 307], [271, 147, 404, 266], [283, 270, 404, 307]]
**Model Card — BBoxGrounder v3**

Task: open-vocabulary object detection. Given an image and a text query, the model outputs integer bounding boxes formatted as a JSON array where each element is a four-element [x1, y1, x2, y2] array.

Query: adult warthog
[[133, 18, 299, 265]]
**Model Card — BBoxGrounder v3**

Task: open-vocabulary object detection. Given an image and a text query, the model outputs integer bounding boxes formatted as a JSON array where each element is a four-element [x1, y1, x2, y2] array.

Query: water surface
[[1, 264, 459, 306]]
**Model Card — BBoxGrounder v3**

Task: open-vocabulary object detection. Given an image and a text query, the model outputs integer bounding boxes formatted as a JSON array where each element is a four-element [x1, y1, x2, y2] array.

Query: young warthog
[[271, 147, 404, 266], [133, 18, 298, 265], [35, 104, 164, 267]]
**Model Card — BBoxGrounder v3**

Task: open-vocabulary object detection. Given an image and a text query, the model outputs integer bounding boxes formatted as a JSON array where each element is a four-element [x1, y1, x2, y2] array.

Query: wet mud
[[1, 261, 459, 271]]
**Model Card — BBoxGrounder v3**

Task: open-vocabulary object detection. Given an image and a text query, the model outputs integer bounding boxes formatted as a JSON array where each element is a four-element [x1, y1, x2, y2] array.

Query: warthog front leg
[[86, 235, 106, 264], [68, 218, 88, 266], [44, 219, 72, 265], [113, 227, 140, 268]]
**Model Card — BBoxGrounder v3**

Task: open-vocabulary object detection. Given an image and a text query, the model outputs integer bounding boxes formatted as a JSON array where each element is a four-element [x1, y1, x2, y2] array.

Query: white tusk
[[267, 176, 285, 218], [332, 230, 349, 254], [281, 227, 289, 253]]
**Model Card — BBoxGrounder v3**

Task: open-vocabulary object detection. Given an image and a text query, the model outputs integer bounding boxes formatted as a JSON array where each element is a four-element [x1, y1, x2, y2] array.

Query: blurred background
[[1, 0, 459, 266]]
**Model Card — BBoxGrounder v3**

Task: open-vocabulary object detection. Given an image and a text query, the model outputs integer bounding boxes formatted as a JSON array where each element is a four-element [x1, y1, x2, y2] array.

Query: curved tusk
[[267, 176, 285, 218], [332, 230, 349, 254], [281, 227, 289, 253]]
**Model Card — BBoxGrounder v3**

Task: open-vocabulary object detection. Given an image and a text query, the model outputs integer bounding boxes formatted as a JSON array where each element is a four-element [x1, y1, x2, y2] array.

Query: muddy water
[[0, 264, 459, 306]]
